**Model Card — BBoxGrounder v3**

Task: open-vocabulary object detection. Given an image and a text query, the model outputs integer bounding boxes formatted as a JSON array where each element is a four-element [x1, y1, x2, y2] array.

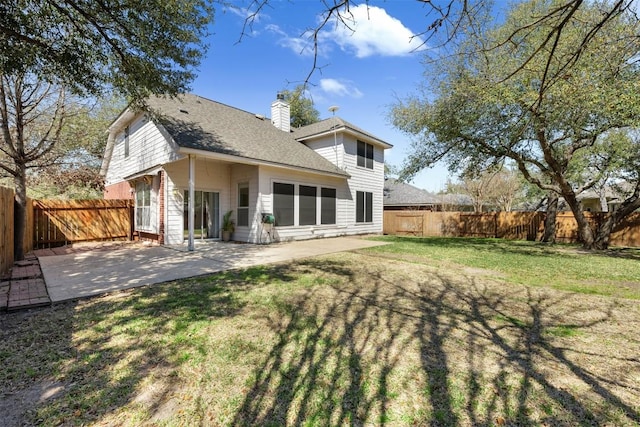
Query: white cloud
[[224, 5, 275, 37], [265, 5, 423, 59], [319, 78, 363, 98], [266, 24, 316, 56], [321, 5, 426, 58]]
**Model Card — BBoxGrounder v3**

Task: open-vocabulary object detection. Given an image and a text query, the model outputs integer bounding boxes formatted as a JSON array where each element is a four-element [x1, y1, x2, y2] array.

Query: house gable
[[102, 113, 182, 188], [101, 93, 393, 246]]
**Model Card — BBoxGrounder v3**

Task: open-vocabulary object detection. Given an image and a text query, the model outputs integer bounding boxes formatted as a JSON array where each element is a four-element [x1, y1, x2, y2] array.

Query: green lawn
[[1, 237, 638, 426], [368, 236, 640, 299]]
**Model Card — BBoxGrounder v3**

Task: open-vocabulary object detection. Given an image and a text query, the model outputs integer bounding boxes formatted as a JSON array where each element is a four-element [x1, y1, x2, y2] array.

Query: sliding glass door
[[183, 191, 220, 239]]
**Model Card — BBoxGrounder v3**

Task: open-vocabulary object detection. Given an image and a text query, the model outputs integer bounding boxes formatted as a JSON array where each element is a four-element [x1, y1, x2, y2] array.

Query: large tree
[[0, 74, 67, 259], [1, 1, 212, 259], [392, 0, 640, 249], [1, 0, 212, 100]]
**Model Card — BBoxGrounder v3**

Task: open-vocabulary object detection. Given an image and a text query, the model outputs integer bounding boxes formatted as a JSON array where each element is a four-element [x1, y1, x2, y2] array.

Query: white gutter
[[296, 126, 393, 149], [177, 147, 350, 179]]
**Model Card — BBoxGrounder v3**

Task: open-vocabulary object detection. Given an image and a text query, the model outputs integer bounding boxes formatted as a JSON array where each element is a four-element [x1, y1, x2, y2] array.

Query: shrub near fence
[[383, 210, 640, 247]]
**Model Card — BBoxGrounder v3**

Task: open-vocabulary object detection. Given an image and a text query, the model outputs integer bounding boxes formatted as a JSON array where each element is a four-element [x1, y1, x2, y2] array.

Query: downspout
[[188, 155, 195, 251]]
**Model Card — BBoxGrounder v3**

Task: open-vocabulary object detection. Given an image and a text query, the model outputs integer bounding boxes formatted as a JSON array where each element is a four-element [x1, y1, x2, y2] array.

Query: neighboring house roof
[[383, 179, 474, 207], [436, 193, 474, 206], [383, 178, 438, 206], [294, 117, 393, 148], [578, 183, 632, 202], [105, 94, 350, 178]]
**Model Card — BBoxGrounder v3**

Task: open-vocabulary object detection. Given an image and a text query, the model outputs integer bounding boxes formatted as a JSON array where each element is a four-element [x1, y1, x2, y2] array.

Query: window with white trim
[[356, 191, 373, 223], [237, 183, 249, 227], [124, 126, 130, 158], [273, 182, 294, 226], [321, 188, 336, 225], [135, 180, 151, 230], [299, 185, 317, 226], [357, 140, 373, 169]]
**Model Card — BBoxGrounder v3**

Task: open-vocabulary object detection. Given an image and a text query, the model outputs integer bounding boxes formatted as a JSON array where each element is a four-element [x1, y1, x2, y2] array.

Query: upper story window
[[124, 126, 130, 158], [357, 140, 373, 169]]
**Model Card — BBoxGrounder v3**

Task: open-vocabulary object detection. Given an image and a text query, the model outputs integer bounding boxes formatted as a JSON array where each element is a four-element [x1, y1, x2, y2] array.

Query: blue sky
[[189, 1, 454, 192]]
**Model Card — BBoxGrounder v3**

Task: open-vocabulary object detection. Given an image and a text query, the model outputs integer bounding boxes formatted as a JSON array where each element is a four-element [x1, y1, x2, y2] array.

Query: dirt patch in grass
[[1, 252, 639, 426]]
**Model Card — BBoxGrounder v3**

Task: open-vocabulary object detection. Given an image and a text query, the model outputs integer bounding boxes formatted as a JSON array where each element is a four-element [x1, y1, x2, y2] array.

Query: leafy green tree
[[1, 1, 211, 259], [392, 0, 640, 249], [280, 85, 320, 128], [0, 0, 212, 100]]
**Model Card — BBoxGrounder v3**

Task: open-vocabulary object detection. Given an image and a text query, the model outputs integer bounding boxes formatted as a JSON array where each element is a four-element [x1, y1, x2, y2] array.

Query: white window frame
[[357, 140, 374, 170], [320, 187, 336, 225], [356, 190, 373, 223], [237, 183, 249, 227], [135, 180, 152, 231], [272, 181, 338, 227], [273, 182, 295, 227]]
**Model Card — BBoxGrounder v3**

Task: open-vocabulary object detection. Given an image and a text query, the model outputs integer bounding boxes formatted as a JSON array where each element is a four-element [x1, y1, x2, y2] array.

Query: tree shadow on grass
[[231, 257, 639, 426], [0, 265, 296, 426], [232, 261, 404, 426], [2, 257, 638, 426]]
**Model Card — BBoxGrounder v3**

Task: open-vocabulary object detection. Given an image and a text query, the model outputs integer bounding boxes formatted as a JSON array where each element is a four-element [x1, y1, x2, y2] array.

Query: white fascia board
[[178, 147, 350, 180], [298, 127, 393, 149], [123, 166, 164, 181], [108, 108, 138, 134]]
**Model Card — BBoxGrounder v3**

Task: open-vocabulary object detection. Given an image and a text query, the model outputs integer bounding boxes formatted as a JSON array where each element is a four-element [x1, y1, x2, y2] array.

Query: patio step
[[2, 254, 51, 312]]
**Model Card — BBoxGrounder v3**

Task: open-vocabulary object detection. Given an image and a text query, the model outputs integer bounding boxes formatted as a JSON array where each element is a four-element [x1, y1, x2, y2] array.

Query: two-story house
[[100, 93, 391, 248]]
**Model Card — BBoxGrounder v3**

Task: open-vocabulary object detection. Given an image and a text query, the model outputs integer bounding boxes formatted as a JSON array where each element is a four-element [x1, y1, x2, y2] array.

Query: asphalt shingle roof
[[294, 117, 392, 147], [145, 94, 348, 177], [383, 178, 439, 206]]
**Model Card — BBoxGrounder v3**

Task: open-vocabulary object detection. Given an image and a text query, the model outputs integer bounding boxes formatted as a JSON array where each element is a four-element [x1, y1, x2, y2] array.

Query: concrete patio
[[37, 237, 388, 303]]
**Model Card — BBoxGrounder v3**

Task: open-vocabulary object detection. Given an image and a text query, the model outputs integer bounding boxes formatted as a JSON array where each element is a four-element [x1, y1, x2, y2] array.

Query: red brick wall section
[[158, 171, 165, 245], [104, 181, 133, 200]]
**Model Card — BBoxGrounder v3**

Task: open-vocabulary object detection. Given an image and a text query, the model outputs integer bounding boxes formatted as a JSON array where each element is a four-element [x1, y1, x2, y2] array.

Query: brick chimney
[[271, 93, 290, 132]]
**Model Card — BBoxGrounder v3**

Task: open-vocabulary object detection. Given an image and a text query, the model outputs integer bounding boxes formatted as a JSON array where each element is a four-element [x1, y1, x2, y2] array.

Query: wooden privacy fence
[[1, 186, 15, 276], [383, 210, 640, 247], [1, 187, 33, 276], [1, 186, 132, 275], [33, 199, 133, 249]]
